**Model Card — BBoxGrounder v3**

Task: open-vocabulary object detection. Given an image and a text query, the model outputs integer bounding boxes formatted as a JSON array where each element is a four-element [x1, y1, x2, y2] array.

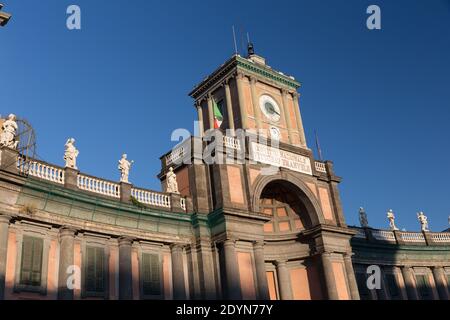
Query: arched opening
[[256, 179, 326, 300], [259, 180, 313, 234]]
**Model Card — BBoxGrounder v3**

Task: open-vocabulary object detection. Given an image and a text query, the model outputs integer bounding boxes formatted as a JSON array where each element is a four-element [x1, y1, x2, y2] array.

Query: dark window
[[356, 273, 371, 300], [415, 274, 431, 300], [447, 275, 450, 292], [20, 236, 43, 287], [85, 246, 105, 294], [141, 253, 161, 297], [385, 273, 400, 299]]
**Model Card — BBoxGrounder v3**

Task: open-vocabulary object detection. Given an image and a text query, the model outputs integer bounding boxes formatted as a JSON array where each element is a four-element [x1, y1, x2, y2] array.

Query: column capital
[[249, 76, 258, 84], [170, 243, 185, 252], [236, 70, 245, 79], [292, 91, 300, 99], [275, 259, 288, 267], [59, 226, 77, 238], [0, 213, 13, 224], [223, 238, 237, 248], [118, 237, 134, 247], [281, 88, 289, 96], [253, 241, 265, 250]]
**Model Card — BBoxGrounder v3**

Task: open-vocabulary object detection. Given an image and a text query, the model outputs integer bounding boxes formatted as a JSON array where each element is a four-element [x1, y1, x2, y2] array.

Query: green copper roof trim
[[18, 176, 194, 224], [236, 56, 301, 89]]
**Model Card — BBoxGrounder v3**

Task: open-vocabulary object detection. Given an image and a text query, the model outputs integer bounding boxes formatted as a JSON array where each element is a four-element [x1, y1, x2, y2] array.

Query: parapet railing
[[351, 226, 450, 246], [77, 174, 120, 199], [372, 229, 396, 242], [314, 161, 327, 173], [400, 232, 426, 243], [18, 156, 65, 185], [131, 187, 171, 208], [12, 153, 189, 213]]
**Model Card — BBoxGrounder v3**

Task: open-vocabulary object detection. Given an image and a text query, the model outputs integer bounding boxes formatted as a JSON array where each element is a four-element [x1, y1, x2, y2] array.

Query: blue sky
[[1, 0, 449, 231]]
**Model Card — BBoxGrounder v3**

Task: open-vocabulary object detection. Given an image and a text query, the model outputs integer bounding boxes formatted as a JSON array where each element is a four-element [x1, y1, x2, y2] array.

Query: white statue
[[166, 167, 179, 194], [0, 114, 19, 149], [387, 209, 399, 231], [417, 212, 429, 232], [359, 207, 369, 228], [64, 138, 79, 169], [118, 154, 133, 183]]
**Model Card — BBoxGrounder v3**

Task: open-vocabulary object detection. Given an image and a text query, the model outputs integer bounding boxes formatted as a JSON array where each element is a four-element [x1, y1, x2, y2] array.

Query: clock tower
[[189, 44, 307, 148], [159, 45, 359, 300]]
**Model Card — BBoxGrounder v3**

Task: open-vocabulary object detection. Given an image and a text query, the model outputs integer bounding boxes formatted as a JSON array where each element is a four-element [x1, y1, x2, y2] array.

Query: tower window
[[20, 236, 43, 287]]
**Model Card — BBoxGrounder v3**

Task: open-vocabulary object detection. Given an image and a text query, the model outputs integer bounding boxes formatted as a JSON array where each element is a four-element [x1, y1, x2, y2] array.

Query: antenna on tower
[[232, 26, 238, 55], [315, 130, 324, 161], [247, 32, 255, 56]]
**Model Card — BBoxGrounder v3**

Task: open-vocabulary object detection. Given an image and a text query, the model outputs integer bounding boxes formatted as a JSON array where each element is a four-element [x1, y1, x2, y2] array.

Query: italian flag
[[213, 102, 223, 129]]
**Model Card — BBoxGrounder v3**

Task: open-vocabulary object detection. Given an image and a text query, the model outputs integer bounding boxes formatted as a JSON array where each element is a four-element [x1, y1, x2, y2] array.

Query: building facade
[[0, 49, 449, 300]]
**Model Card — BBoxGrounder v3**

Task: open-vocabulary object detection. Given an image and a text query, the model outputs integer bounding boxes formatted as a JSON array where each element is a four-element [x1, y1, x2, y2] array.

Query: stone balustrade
[[2, 149, 190, 214], [223, 136, 241, 150], [351, 226, 450, 246], [315, 161, 327, 173], [131, 188, 171, 208], [77, 174, 120, 198], [180, 197, 186, 211], [372, 229, 396, 242], [18, 157, 65, 185], [400, 232, 426, 243], [166, 146, 185, 166]]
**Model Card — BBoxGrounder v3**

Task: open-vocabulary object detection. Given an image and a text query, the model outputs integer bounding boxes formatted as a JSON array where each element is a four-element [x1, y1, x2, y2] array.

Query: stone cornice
[[189, 55, 301, 100]]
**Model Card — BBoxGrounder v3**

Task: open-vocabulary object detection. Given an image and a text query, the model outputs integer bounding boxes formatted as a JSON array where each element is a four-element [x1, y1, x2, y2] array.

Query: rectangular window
[[447, 274, 450, 292], [20, 236, 43, 287], [85, 246, 105, 295], [141, 253, 161, 297], [415, 274, 431, 300], [356, 273, 371, 300], [385, 273, 400, 299]]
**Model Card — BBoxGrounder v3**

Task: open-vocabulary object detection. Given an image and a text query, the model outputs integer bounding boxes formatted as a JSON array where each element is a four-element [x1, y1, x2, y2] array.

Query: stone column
[[249, 77, 262, 132], [196, 103, 205, 137], [57, 227, 76, 300], [275, 260, 292, 300], [224, 81, 235, 132], [292, 93, 307, 148], [207, 95, 215, 130], [401, 266, 419, 300], [253, 242, 269, 300], [118, 237, 133, 300], [281, 89, 293, 144], [0, 213, 12, 300], [343, 254, 360, 300], [236, 72, 247, 129], [171, 244, 186, 300], [223, 239, 241, 300], [321, 253, 339, 300], [432, 267, 449, 300]]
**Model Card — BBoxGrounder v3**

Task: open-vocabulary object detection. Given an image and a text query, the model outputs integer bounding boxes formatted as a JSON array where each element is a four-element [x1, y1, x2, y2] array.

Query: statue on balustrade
[[417, 211, 429, 232], [0, 114, 19, 149], [118, 154, 133, 183], [359, 207, 369, 228], [387, 209, 399, 231], [166, 167, 179, 194], [64, 138, 79, 169]]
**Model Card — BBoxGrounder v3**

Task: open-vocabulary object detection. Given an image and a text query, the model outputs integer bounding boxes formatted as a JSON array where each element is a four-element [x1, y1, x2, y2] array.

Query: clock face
[[259, 95, 281, 123], [269, 126, 281, 141]]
